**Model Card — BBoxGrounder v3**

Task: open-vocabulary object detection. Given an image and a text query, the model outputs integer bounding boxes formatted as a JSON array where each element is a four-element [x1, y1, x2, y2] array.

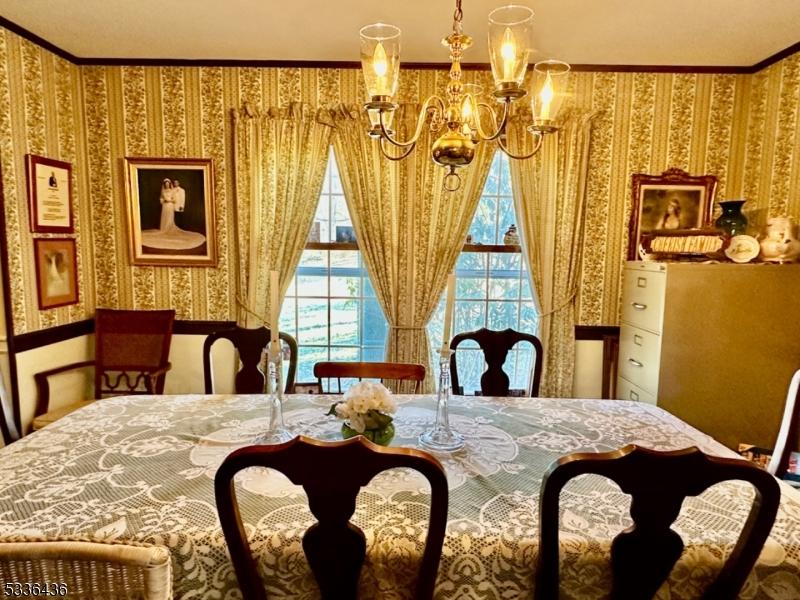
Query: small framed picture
[[25, 154, 73, 233], [34, 238, 79, 310], [628, 168, 717, 259], [335, 225, 356, 243], [124, 157, 217, 266]]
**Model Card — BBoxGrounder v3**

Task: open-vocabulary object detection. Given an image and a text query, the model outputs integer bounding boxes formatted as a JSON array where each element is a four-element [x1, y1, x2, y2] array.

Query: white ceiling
[[2, 0, 799, 66]]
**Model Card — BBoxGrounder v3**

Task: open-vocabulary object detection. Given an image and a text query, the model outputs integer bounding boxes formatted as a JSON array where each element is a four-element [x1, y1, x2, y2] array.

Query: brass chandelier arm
[[473, 99, 512, 142], [497, 130, 543, 160], [378, 95, 447, 148], [379, 137, 417, 161]]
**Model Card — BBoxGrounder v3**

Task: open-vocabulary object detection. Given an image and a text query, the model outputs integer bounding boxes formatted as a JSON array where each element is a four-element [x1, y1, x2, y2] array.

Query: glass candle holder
[[255, 342, 293, 445], [419, 349, 464, 452]]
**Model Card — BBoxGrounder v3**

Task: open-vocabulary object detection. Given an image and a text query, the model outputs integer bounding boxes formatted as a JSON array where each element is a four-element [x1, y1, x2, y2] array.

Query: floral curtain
[[508, 111, 595, 397], [232, 102, 333, 328], [331, 104, 495, 391]]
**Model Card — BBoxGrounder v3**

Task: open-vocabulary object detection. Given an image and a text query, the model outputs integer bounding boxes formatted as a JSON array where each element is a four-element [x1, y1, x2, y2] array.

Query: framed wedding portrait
[[34, 238, 79, 310], [124, 157, 217, 266], [26, 154, 73, 233], [628, 168, 717, 259]]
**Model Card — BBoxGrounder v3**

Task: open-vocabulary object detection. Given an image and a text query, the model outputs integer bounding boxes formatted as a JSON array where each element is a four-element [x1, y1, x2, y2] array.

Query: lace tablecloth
[[1, 394, 799, 599]]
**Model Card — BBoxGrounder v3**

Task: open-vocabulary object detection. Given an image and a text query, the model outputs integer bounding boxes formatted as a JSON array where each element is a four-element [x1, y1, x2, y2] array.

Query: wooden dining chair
[[767, 369, 800, 478], [536, 444, 781, 600], [450, 327, 543, 397], [215, 435, 448, 600], [32, 308, 175, 431], [313, 361, 426, 394], [202, 326, 297, 394]]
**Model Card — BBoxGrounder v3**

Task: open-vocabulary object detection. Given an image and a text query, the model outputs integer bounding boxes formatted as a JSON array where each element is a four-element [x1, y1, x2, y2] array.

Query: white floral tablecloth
[[1, 394, 799, 599]]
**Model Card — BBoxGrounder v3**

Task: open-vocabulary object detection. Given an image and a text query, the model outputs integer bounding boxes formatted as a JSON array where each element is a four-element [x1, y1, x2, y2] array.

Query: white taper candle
[[269, 270, 280, 345], [441, 273, 455, 351]]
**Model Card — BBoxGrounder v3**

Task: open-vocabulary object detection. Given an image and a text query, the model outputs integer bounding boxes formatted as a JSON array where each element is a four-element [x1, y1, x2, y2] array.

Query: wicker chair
[[32, 309, 175, 431], [0, 539, 171, 599]]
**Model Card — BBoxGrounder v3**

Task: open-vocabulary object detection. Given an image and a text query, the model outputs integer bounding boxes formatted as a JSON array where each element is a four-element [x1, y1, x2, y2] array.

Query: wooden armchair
[[202, 326, 297, 394], [313, 361, 425, 394], [450, 327, 543, 397], [33, 309, 175, 431], [215, 436, 448, 600], [536, 444, 780, 599]]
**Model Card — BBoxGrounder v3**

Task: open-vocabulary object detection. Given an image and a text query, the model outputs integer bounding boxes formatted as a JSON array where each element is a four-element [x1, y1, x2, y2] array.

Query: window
[[279, 153, 388, 384], [428, 152, 539, 393]]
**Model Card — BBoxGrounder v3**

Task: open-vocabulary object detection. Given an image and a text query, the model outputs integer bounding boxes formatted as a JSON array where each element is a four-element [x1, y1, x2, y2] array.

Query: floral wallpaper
[[0, 25, 798, 333]]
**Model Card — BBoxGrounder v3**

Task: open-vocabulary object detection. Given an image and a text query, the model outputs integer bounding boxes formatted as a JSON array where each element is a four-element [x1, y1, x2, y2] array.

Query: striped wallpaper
[[1, 26, 798, 334]]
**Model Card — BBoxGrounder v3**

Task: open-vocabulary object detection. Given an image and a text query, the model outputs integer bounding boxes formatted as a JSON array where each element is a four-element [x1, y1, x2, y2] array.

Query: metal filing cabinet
[[616, 261, 800, 450]]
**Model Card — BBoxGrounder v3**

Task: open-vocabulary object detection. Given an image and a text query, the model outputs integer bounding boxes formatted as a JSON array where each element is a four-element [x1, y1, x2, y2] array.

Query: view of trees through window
[[281, 151, 538, 392], [279, 154, 387, 385], [428, 152, 539, 394]]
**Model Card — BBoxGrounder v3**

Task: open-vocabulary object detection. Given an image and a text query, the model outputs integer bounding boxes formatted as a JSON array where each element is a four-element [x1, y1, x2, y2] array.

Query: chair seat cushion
[[32, 400, 95, 431]]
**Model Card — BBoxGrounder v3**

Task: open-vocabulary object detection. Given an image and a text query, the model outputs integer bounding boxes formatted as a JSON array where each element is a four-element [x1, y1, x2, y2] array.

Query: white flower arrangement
[[326, 381, 397, 433]]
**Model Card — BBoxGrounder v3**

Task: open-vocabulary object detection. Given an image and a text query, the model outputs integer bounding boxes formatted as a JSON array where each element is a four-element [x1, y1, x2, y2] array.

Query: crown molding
[[1, 16, 796, 74]]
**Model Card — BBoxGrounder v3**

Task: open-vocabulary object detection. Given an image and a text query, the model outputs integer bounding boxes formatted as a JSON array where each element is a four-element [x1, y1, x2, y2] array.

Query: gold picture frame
[[26, 154, 73, 233], [628, 168, 717, 260], [34, 238, 79, 310], [124, 157, 217, 266]]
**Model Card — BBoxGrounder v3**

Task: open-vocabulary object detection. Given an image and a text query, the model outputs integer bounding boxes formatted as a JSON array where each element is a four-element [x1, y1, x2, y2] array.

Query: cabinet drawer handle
[[633, 334, 643, 346], [637, 277, 647, 288], [629, 390, 639, 401], [628, 358, 644, 368], [631, 302, 647, 310]]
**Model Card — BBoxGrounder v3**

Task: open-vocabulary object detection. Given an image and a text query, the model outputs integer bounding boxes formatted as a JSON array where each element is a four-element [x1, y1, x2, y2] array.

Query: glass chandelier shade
[[360, 24, 401, 99], [530, 59, 570, 129], [487, 5, 533, 93]]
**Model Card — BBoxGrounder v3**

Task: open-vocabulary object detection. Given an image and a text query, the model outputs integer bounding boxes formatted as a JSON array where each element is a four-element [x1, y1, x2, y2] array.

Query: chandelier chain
[[453, 0, 463, 32]]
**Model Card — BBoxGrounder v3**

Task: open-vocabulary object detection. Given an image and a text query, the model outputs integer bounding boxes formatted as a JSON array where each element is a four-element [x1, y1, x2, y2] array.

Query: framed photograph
[[335, 225, 356, 243], [124, 157, 217, 266], [628, 168, 717, 259], [34, 238, 79, 310], [26, 154, 73, 233]]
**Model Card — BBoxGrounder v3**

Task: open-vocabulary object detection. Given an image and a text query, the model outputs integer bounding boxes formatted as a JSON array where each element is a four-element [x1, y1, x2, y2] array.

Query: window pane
[[330, 299, 359, 346], [457, 251, 486, 271], [468, 196, 497, 244], [455, 300, 486, 333], [490, 252, 520, 271], [330, 276, 359, 298], [331, 250, 358, 268], [457, 275, 487, 300], [298, 346, 327, 383], [488, 300, 519, 330], [454, 348, 486, 395], [363, 299, 387, 346], [297, 275, 327, 297], [297, 299, 329, 345], [279, 297, 297, 338], [300, 250, 327, 268]]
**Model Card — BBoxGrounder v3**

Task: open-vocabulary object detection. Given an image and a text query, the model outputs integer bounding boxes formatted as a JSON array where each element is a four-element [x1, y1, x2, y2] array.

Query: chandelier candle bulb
[[500, 27, 516, 82], [538, 71, 554, 120], [442, 273, 456, 351]]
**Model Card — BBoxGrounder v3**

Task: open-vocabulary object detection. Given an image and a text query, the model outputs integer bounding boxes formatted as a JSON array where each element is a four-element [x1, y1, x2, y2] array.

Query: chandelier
[[360, 0, 570, 189]]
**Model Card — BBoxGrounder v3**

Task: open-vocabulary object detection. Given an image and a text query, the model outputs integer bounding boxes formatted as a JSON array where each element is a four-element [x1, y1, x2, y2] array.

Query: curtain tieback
[[234, 294, 274, 328], [389, 325, 426, 331], [538, 288, 578, 318]]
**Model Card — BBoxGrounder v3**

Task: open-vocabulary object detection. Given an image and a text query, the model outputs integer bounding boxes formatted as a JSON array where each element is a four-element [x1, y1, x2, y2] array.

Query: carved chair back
[[536, 444, 780, 599], [449, 327, 543, 397], [202, 326, 297, 394], [215, 436, 448, 600], [94, 308, 175, 397], [313, 361, 425, 394]]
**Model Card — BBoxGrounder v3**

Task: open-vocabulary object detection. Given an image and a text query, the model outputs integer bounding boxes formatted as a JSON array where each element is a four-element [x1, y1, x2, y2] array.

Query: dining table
[[0, 392, 799, 599]]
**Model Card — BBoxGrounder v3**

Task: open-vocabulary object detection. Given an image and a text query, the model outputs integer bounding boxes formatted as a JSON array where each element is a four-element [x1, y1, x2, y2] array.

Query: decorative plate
[[724, 235, 760, 263]]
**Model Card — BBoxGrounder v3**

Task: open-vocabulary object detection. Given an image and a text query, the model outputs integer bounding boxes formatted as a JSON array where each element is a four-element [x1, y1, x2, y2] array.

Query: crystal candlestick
[[256, 342, 293, 444], [419, 349, 464, 452]]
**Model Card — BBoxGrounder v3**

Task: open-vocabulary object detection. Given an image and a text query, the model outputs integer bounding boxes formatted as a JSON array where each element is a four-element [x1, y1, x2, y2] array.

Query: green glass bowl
[[341, 422, 395, 446]]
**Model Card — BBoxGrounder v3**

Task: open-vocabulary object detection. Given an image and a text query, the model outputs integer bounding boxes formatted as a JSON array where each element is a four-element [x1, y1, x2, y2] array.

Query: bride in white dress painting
[[141, 178, 205, 251]]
